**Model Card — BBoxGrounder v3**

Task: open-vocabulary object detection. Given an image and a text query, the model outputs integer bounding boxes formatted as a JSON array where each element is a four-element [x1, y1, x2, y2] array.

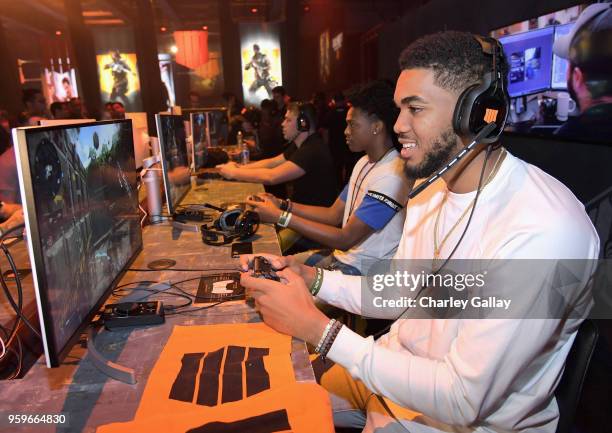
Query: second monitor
[[155, 114, 190, 215]]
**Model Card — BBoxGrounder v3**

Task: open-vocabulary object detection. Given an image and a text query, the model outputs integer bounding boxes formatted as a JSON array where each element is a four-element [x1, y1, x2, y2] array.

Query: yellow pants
[[313, 356, 424, 432]]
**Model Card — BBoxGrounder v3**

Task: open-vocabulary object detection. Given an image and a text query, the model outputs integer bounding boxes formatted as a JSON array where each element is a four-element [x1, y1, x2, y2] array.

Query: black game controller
[[251, 256, 280, 281], [248, 195, 264, 202]]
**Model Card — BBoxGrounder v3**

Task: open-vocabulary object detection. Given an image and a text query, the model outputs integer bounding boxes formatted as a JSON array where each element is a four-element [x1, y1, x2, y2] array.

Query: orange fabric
[[97, 323, 334, 433]]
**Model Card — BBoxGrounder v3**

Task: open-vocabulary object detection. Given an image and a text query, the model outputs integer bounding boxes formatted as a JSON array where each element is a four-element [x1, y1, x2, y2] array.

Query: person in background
[[321, 91, 354, 189], [247, 80, 412, 275], [50, 101, 70, 119], [218, 102, 337, 253], [258, 99, 287, 198], [271, 85, 289, 119], [188, 90, 201, 109], [101, 102, 114, 120], [19, 88, 48, 124], [312, 91, 329, 134], [0, 125, 20, 204], [67, 97, 86, 119], [0, 110, 11, 134], [111, 101, 126, 119], [553, 2, 612, 141]]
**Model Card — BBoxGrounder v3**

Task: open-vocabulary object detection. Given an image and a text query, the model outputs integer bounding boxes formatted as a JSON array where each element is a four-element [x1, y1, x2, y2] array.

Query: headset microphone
[[407, 121, 497, 200]]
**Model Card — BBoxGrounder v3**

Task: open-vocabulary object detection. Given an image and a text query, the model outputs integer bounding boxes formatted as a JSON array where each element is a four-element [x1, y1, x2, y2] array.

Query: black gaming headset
[[295, 102, 315, 132], [201, 204, 260, 246], [452, 35, 509, 144]]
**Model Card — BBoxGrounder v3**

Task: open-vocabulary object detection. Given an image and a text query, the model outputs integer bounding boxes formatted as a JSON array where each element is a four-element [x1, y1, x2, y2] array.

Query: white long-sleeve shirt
[[319, 151, 600, 432]]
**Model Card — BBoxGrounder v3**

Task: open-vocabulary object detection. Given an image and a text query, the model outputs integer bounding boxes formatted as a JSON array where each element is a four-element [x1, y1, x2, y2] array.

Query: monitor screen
[[552, 23, 573, 90], [155, 114, 190, 214], [12, 120, 142, 367], [190, 112, 208, 170], [499, 27, 554, 97]]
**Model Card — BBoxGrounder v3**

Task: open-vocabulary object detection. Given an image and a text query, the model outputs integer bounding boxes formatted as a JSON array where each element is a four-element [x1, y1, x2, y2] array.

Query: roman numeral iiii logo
[[170, 345, 271, 406]]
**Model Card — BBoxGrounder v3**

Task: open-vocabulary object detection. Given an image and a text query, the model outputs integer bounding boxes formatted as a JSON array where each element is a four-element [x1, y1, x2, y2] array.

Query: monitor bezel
[[12, 119, 143, 368], [155, 113, 190, 215], [189, 111, 212, 171], [551, 23, 573, 90]]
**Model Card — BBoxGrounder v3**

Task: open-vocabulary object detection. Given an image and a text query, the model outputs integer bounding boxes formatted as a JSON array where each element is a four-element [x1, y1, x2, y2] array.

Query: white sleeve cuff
[[326, 324, 373, 370], [316, 270, 363, 315]]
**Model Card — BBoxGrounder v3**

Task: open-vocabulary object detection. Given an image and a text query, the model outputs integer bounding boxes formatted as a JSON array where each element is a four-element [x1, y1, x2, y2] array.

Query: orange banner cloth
[[97, 323, 334, 433]]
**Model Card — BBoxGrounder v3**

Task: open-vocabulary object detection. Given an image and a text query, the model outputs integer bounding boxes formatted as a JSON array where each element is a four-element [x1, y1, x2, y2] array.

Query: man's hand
[[238, 253, 318, 289], [217, 162, 239, 180], [0, 205, 24, 237], [238, 253, 291, 272], [245, 196, 282, 223], [240, 268, 329, 345], [256, 193, 282, 208]]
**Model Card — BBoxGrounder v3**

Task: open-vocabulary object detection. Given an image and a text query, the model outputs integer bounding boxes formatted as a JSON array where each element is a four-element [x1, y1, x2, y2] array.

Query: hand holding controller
[[251, 256, 281, 282]]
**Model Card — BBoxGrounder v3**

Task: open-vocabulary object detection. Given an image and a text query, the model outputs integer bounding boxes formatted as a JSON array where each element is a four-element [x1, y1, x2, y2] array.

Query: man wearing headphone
[[218, 102, 337, 252], [553, 2, 612, 142], [239, 31, 599, 432]]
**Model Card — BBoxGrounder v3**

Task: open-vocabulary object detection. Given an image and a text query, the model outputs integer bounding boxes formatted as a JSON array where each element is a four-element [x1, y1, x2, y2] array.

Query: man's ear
[[372, 119, 385, 135], [570, 66, 587, 93]]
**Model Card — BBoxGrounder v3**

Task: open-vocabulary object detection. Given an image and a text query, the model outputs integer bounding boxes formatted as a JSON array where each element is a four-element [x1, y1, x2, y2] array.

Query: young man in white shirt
[[246, 80, 412, 275], [239, 31, 600, 432]]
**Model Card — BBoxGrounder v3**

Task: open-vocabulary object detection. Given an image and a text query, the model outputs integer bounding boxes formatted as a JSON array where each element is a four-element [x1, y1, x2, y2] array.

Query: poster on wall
[[96, 51, 142, 111], [43, 68, 78, 103], [239, 23, 282, 106]]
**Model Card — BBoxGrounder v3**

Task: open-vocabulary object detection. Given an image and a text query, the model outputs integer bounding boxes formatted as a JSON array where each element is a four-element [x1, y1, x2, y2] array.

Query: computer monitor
[[190, 112, 209, 170], [499, 27, 555, 97], [125, 112, 151, 169], [12, 120, 142, 368], [155, 114, 190, 214], [552, 23, 573, 90], [183, 108, 228, 146]]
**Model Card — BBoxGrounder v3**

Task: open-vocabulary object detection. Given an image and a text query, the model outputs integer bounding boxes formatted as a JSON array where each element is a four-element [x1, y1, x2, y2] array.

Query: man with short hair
[[271, 85, 288, 117], [20, 89, 48, 124], [218, 102, 336, 207], [50, 101, 69, 119], [239, 31, 599, 432], [553, 3, 612, 142]]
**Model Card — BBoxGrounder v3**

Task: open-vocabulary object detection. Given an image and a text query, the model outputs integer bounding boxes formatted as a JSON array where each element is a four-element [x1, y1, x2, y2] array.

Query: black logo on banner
[[169, 346, 272, 406], [186, 409, 291, 433]]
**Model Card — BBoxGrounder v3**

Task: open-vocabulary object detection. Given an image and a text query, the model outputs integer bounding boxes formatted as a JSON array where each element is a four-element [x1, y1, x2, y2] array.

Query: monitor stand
[[86, 326, 136, 384]]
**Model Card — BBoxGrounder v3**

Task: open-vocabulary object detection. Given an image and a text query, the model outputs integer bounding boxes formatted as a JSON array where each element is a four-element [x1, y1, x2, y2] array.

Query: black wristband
[[280, 199, 289, 211]]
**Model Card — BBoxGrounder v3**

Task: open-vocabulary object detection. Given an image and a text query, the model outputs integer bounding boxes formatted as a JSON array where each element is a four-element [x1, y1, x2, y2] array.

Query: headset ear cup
[[452, 85, 477, 136], [235, 210, 260, 238], [218, 208, 242, 232]]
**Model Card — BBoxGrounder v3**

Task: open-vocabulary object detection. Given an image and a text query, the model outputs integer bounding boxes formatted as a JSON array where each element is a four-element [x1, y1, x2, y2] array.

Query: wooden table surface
[[0, 178, 315, 433]]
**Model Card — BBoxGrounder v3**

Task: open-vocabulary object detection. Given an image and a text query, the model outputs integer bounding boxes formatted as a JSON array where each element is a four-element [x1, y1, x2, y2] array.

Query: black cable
[[372, 144, 495, 339], [164, 296, 242, 316], [113, 285, 194, 310], [0, 321, 23, 380], [0, 225, 42, 340], [0, 241, 42, 340]]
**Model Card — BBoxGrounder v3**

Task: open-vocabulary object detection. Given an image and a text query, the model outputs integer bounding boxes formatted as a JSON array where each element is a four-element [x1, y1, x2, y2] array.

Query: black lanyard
[[347, 147, 394, 217]]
